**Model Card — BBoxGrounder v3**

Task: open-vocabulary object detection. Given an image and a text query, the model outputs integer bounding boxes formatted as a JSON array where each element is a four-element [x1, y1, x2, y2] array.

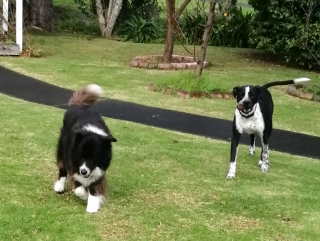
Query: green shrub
[[119, 15, 158, 43], [179, 6, 253, 48], [249, 0, 320, 69], [157, 72, 229, 93], [179, 14, 206, 45], [210, 7, 253, 48], [54, 5, 100, 35], [298, 84, 320, 96], [72, 0, 161, 31]]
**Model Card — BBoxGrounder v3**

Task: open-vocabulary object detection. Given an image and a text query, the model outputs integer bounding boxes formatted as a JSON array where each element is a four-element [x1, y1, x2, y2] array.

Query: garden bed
[[131, 54, 210, 69], [148, 84, 233, 99], [287, 85, 320, 102]]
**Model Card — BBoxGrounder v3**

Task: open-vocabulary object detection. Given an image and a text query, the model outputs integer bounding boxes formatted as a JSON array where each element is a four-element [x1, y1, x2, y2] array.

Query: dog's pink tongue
[[237, 104, 244, 111]]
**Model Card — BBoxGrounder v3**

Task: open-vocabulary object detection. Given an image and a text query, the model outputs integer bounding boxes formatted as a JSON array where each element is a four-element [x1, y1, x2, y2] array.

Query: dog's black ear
[[233, 87, 239, 98], [102, 134, 117, 143]]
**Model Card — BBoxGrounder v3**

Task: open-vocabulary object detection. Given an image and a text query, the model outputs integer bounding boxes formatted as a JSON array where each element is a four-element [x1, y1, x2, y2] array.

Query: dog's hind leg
[[87, 176, 107, 213], [249, 134, 255, 156], [258, 133, 269, 172], [227, 129, 241, 179], [54, 138, 68, 193]]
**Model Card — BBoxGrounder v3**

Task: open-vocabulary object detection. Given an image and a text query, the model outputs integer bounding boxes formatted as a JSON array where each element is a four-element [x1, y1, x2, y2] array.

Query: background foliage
[[249, 0, 320, 69]]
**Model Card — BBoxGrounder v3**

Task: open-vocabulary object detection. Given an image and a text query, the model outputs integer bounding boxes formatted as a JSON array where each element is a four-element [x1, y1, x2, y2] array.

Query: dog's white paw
[[249, 146, 255, 156], [86, 194, 105, 213], [258, 160, 262, 167], [260, 163, 269, 172], [74, 186, 88, 201], [227, 172, 235, 179], [54, 177, 66, 193], [86, 204, 100, 213]]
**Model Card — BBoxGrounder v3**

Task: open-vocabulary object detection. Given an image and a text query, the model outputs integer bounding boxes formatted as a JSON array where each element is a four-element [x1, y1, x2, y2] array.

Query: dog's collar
[[238, 104, 257, 118]]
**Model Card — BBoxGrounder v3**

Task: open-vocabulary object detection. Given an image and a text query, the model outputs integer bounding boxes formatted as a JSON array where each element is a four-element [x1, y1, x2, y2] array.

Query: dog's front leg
[[227, 129, 241, 179], [259, 134, 269, 172], [73, 180, 89, 201], [249, 134, 256, 156], [86, 176, 107, 213]]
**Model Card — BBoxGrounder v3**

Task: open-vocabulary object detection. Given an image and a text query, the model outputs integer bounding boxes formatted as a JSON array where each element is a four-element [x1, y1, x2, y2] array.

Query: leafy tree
[[74, 0, 160, 37], [249, 0, 320, 69]]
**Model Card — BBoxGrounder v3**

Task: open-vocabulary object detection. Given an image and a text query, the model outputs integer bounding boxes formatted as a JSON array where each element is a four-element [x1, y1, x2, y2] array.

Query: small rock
[[158, 63, 171, 70], [210, 91, 223, 99], [287, 86, 300, 97], [148, 63, 158, 69], [313, 95, 320, 102], [139, 62, 149, 68], [223, 92, 233, 100], [147, 84, 154, 91], [176, 89, 190, 99], [299, 92, 313, 100], [191, 91, 202, 98], [130, 60, 139, 67], [176, 63, 187, 69], [186, 63, 197, 69]]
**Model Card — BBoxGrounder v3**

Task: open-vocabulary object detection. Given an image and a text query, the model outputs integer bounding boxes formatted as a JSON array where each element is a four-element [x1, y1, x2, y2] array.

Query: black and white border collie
[[54, 84, 117, 213], [227, 78, 310, 179]]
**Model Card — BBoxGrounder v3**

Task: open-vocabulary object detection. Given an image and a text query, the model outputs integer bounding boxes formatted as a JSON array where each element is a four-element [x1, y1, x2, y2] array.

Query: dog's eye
[[249, 92, 253, 97]]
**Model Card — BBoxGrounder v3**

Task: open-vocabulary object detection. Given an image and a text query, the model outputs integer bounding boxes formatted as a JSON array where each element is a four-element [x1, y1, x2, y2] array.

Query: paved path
[[0, 66, 319, 159]]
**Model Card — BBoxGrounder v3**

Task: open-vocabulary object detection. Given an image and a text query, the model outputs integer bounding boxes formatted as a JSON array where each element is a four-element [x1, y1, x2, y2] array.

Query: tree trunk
[[30, 0, 54, 31], [196, 0, 216, 77], [163, 0, 175, 63], [95, 0, 106, 36], [163, 0, 192, 63], [95, 0, 123, 38], [104, 0, 123, 37]]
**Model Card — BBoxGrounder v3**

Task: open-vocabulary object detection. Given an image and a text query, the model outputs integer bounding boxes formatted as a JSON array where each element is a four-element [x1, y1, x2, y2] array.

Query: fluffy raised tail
[[262, 78, 310, 89], [68, 84, 103, 108]]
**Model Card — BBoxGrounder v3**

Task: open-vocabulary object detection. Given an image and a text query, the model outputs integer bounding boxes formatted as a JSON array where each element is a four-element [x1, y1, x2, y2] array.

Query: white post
[[16, 0, 23, 53], [2, 0, 8, 33]]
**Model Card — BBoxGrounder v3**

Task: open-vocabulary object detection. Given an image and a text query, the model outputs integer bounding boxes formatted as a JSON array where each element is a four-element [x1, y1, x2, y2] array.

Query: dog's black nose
[[243, 100, 251, 106], [80, 169, 88, 176]]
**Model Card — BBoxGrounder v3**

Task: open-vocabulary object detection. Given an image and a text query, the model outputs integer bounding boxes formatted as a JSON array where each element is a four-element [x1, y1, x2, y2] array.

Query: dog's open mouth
[[237, 104, 252, 113]]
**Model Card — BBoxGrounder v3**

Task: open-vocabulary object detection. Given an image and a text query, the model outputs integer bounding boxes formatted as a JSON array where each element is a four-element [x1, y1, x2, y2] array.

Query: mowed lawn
[[1, 34, 320, 136], [0, 93, 320, 240]]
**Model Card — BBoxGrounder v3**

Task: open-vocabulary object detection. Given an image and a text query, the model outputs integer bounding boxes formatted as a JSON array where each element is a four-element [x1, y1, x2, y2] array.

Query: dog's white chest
[[235, 104, 265, 135]]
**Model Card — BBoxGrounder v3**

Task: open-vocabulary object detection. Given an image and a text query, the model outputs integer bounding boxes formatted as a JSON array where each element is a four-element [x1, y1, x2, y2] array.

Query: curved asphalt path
[[0, 66, 319, 159]]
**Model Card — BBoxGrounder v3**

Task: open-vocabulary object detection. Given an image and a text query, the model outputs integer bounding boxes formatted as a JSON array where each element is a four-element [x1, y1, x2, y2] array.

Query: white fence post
[[2, 0, 8, 33], [16, 0, 23, 53]]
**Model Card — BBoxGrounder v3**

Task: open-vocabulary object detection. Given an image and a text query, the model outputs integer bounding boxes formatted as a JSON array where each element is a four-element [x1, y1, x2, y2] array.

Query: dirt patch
[[223, 215, 261, 231], [131, 190, 205, 208]]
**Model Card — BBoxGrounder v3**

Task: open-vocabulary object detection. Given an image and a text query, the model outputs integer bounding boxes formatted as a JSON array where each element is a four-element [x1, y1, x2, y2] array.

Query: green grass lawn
[[1, 33, 319, 137], [0, 93, 320, 240]]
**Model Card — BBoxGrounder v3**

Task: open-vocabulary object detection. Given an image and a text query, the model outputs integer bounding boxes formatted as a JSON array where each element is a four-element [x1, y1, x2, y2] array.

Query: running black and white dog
[[227, 78, 310, 179], [54, 84, 117, 213]]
